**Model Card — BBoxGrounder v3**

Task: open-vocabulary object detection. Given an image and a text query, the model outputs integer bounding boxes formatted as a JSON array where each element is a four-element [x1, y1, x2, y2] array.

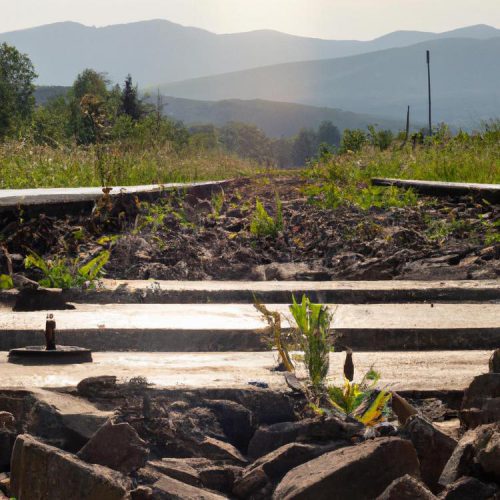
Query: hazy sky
[[1, 0, 499, 39]]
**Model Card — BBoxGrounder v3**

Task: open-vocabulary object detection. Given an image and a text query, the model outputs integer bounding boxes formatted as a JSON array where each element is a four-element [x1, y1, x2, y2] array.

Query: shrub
[[25, 249, 109, 289], [250, 196, 283, 238], [290, 295, 332, 388]]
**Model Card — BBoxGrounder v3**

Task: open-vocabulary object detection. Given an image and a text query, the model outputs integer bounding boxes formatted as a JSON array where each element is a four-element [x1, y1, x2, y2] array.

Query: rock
[[25, 389, 114, 452], [148, 459, 201, 486], [248, 416, 362, 460], [130, 486, 154, 500], [376, 474, 436, 499], [10, 434, 131, 500], [476, 427, 500, 480], [198, 437, 247, 464], [403, 415, 457, 491], [0, 431, 16, 472], [273, 437, 420, 500], [490, 349, 500, 373], [460, 373, 500, 428], [77, 376, 118, 399], [439, 476, 499, 500], [152, 475, 226, 499], [78, 420, 149, 474], [199, 466, 239, 494], [233, 467, 269, 499], [253, 262, 316, 281], [439, 423, 499, 486], [439, 476, 498, 500], [204, 399, 254, 451], [233, 442, 346, 498], [0, 412, 14, 430]]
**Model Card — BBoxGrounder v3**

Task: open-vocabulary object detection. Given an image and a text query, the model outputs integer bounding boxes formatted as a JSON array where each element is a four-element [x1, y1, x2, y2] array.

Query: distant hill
[[33, 86, 69, 105], [160, 97, 408, 137], [1, 20, 498, 86], [34, 87, 406, 138], [155, 37, 500, 128]]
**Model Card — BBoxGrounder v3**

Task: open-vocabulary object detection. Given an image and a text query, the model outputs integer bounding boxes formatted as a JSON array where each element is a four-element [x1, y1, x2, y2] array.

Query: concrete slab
[[0, 181, 227, 208], [0, 351, 491, 391], [0, 303, 498, 351], [61, 279, 500, 304], [371, 178, 500, 202]]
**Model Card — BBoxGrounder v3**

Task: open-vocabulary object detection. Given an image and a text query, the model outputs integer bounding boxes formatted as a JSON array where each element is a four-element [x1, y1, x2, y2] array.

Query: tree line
[[1, 42, 396, 167]]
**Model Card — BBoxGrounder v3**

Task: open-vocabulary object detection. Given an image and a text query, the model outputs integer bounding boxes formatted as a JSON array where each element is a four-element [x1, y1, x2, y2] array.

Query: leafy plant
[[290, 295, 332, 388], [250, 195, 283, 238], [0, 274, 14, 290], [254, 300, 294, 372], [24, 249, 109, 289], [211, 190, 225, 218], [326, 361, 391, 426]]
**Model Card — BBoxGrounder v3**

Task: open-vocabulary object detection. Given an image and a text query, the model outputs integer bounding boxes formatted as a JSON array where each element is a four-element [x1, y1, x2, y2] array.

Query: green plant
[[0, 274, 13, 289], [211, 190, 225, 218], [250, 195, 283, 238], [290, 295, 332, 388], [254, 300, 295, 372], [24, 249, 109, 289], [326, 361, 391, 426]]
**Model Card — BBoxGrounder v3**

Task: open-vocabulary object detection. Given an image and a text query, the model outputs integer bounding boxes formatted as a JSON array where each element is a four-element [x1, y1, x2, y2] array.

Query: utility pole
[[405, 105, 410, 143], [426, 50, 432, 136]]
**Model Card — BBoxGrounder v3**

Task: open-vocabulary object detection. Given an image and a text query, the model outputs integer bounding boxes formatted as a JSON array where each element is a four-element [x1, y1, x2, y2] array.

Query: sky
[[1, 0, 499, 39]]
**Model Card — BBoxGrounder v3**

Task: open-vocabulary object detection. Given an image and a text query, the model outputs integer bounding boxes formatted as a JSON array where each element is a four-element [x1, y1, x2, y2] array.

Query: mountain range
[[1, 20, 498, 87], [7, 20, 500, 129], [156, 37, 500, 127]]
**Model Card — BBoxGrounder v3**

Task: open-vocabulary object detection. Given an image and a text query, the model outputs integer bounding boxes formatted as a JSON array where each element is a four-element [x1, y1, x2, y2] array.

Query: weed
[[0, 274, 13, 289], [254, 300, 294, 372], [250, 195, 283, 238], [24, 249, 109, 289], [211, 190, 225, 218], [290, 295, 332, 388]]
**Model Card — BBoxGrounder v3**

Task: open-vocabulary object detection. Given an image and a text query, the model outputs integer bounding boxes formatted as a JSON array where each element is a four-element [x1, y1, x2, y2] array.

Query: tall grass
[[0, 141, 257, 188]]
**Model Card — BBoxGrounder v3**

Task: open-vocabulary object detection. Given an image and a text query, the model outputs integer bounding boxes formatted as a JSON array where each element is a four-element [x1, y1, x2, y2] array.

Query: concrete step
[[371, 177, 500, 202], [0, 303, 498, 351], [0, 180, 228, 216], [0, 351, 491, 392], [62, 279, 500, 304]]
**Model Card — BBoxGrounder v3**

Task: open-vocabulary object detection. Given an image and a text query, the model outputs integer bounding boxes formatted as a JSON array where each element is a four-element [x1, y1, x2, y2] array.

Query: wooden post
[[405, 105, 410, 143], [426, 50, 432, 136]]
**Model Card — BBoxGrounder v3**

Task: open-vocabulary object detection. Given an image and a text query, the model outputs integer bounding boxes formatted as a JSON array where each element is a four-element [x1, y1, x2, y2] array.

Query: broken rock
[[78, 420, 149, 474], [376, 474, 436, 499], [403, 415, 458, 492], [152, 475, 226, 499], [439, 476, 499, 500], [273, 437, 420, 500], [10, 434, 131, 500], [460, 373, 500, 428]]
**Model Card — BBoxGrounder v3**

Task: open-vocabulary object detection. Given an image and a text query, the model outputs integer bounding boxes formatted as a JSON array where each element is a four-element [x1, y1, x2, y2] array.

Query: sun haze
[[1, 0, 499, 39]]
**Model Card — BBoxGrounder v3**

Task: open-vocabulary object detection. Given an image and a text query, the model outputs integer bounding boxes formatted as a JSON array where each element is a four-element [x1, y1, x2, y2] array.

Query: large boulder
[[204, 400, 254, 451], [10, 434, 131, 500], [439, 476, 499, 500], [78, 420, 149, 474], [376, 474, 436, 499], [403, 415, 457, 491], [460, 373, 500, 429], [234, 442, 346, 499], [439, 423, 500, 486], [273, 437, 420, 500], [248, 416, 362, 460], [151, 475, 226, 499], [490, 349, 500, 374], [0, 430, 16, 472]]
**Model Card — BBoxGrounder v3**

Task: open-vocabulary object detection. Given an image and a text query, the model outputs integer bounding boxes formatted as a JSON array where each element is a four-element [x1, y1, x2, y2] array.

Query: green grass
[[303, 130, 500, 209], [0, 141, 257, 188]]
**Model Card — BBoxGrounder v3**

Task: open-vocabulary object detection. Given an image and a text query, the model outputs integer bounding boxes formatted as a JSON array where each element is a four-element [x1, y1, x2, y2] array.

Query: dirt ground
[[1, 175, 498, 281]]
